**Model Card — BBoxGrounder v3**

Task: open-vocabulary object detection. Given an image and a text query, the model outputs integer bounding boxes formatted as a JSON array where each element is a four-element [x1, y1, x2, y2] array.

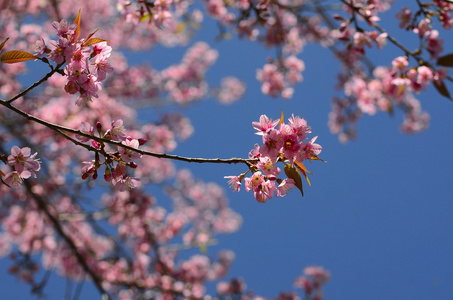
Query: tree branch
[[22, 180, 112, 300], [6, 62, 65, 104], [0, 100, 255, 166]]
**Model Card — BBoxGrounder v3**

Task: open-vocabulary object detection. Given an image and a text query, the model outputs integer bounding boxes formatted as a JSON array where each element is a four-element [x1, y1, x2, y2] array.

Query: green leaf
[[433, 80, 452, 101], [1, 50, 38, 63], [437, 53, 453, 67], [284, 164, 304, 197]]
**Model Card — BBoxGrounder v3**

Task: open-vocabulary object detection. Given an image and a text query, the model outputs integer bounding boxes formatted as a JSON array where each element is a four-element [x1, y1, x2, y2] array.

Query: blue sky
[[2, 2, 453, 299]]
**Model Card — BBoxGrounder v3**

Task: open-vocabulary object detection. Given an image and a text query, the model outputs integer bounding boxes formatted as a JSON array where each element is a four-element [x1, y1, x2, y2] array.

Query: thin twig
[[6, 62, 64, 104]]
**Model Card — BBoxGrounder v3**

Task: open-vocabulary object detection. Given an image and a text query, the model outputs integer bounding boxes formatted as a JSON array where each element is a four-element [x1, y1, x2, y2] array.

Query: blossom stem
[[6, 62, 65, 104]]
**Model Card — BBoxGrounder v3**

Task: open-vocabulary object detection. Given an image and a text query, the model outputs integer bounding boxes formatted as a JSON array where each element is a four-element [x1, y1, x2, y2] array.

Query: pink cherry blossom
[[396, 7, 412, 29], [76, 122, 94, 142], [119, 137, 142, 162], [277, 178, 296, 197], [8, 146, 41, 176], [106, 119, 127, 141], [3, 171, 29, 189], [256, 156, 281, 176], [52, 19, 77, 40], [224, 175, 241, 192], [252, 114, 280, 135], [244, 171, 264, 192]]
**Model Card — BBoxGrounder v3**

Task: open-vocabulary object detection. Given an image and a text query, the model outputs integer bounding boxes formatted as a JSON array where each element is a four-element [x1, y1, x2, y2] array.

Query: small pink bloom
[[416, 66, 433, 90], [224, 175, 241, 192], [217, 77, 246, 104], [375, 32, 388, 49], [256, 156, 280, 176], [112, 175, 140, 191], [396, 7, 412, 29], [94, 55, 114, 81], [252, 114, 280, 135], [64, 80, 80, 94], [69, 44, 90, 69], [426, 30, 444, 60], [413, 18, 432, 38], [244, 171, 264, 192], [107, 120, 127, 141], [76, 122, 94, 142], [52, 19, 77, 40], [277, 178, 296, 197], [8, 146, 41, 176], [91, 42, 112, 59], [391, 56, 409, 72], [119, 137, 142, 162], [300, 136, 322, 161], [353, 32, 372, 48], [33, 37, 47, 57], [248, 143, 261, 159], [260, 129, 283, 161], [112, 163, 127, 178], [81, 161, 96, 180], [281, 133, 301, 165], [75, 93, 93, 106], [288, 114, 311, 140], [3, 172, 25, 189], [47, 38, 68, 64], [65, 64, 89, 84]]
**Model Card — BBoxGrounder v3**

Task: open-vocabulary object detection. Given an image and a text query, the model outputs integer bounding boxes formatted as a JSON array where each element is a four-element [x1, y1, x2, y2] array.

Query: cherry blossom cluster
[[215, 265, 330, 299], [95, 182, 239, 299], [257, 56, 306, 99], [6, 1, 453, 299], [101, 43, 245, 106], [76, 119, 144, 191], [0, 167, 242, 299], [33, 17, 113, 106], [328, 1, 452, 142], [294, 266, 331, 300], [225, 114, 322, 203], [161, 42, 220, 104], [0, 146, 41, 189]]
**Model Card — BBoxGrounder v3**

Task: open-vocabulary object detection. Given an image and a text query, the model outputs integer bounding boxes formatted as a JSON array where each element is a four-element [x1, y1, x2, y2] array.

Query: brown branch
[[0, 100, 255, 166], [6, 62, 65, 104], [22, 180, 112, 300]]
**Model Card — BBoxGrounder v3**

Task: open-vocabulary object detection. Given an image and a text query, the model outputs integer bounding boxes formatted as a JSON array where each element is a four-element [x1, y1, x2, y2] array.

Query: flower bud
[[104, 168, 112, 181], [96, 121, 102, 133]]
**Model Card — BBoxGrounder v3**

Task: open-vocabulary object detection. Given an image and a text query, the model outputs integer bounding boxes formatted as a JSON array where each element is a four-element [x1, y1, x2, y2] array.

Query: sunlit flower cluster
[[34, 17, 113, 106], [225, 114, 322, 203]]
